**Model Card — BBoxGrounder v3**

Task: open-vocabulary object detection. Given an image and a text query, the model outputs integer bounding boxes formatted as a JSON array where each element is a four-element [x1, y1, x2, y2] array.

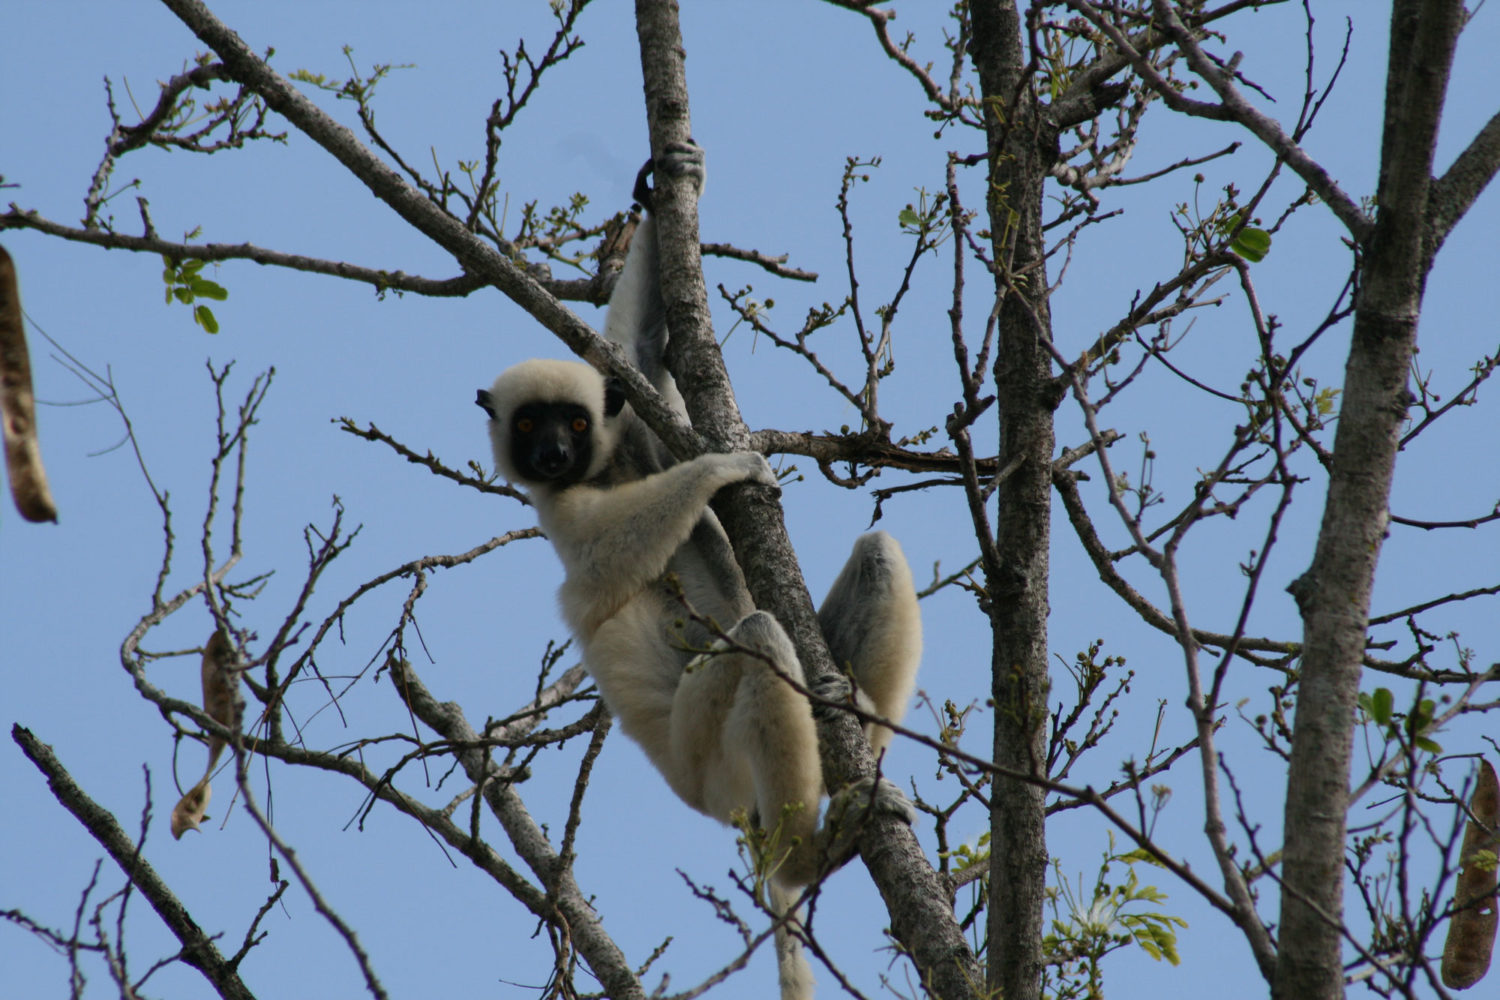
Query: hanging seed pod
[[171, 630, 243, 839], [1443, 759, 1499, 989], [0, 245, 58, 523]]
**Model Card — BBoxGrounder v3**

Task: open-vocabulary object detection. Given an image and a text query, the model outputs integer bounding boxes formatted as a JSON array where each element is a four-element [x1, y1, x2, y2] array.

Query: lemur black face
[[509, 401, 595, 485]]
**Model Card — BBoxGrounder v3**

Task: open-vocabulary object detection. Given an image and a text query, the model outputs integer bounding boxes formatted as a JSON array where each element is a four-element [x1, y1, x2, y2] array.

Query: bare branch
[[388, 658, 647, 1000], [702, 241, 817, 281], [1428, 108, 1500, 256], [13, 726, 259, 1000], [1066, 0, 1372, 239], [232, 762, 390, 1000], [821, 0, 953, 109], [154, 0, 701, 461], [336, 418, 528, 500]]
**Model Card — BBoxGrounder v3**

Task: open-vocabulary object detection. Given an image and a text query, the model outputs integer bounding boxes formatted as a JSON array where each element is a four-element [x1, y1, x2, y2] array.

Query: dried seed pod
[[200, 628, 242, 769], [171, 629, 243, 840], [1442, 759, 1499, 990], [170, 777, 212, 838], [0, 245, 57, 523]]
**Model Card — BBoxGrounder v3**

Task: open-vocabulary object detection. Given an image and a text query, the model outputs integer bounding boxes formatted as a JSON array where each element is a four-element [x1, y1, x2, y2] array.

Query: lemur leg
[[670, 612, 822, 872], [816, 531, 922, 754], [706, 610, 820, 1000], [717, 608, 917, 888], [608, 139, 707, 377]]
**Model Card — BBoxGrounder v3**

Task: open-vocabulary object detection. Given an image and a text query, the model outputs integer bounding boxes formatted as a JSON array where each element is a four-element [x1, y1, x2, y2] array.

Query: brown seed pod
[[171, 629, 243, 841], [0, 245, 58, 523], [1443, 759, 1499, 990]]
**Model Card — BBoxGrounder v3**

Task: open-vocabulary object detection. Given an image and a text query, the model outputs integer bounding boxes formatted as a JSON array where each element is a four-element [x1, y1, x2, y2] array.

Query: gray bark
[[1276, 3, 1469, 998], [631, 2, 984, 996], [968, 4, 1058, 999]]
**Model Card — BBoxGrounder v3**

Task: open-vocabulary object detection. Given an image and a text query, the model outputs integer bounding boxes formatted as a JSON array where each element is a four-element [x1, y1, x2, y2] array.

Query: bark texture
[[969, 4, 1058, 999], [1276, 3, 1467, 998], [632, 2, 984, 996]]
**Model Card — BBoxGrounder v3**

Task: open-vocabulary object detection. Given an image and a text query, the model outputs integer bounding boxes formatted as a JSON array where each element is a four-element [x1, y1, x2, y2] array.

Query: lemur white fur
[[477, 142, 922, 1000]]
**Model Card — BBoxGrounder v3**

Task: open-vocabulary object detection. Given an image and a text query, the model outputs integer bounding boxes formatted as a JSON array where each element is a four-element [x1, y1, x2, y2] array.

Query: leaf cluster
[[161, 255, 229, 333], [1041, 844, 1188, 1000]]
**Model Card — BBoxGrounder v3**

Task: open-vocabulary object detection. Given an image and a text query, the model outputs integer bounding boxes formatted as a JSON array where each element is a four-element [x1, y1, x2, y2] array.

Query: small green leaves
[[1409, 698, 1443, 754], [162, 256, 229, 333], [1175, 180, 1276, 265], [1042, 842, 1189, 995], [895, 186, 950, 257], [1359, 686, 1444, 754], [194, 304, 220, 334], [290, 48, 412, 107], [1220, 211, 1272, 262], [1359, 686, 1395, 727], [1230, 225, 1272, 262], [1116, 847, 1165, 867], [948, 830, 991, 875]]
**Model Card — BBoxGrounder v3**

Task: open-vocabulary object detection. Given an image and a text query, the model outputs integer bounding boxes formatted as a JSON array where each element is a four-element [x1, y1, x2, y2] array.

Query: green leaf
[[1231, 227, 1272, 262], [1370, 687, 1393, 727], [189, 278, 229, 300], [173, 287, 194, 304], [194, 304, 220, 334], [898, 207, 920, 227]]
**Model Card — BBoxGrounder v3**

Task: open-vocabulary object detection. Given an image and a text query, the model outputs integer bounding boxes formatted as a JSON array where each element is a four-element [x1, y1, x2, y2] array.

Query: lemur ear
[[603, 378, 627, 418], [475, 389, 497, 419]]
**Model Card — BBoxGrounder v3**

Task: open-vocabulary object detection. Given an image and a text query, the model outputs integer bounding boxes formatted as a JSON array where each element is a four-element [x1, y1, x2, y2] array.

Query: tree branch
[[154, 0, 700, 461], [1065, 0, 1372, 240], [1, 208, 491, 296], [1277, 3, 1469, 997], [387, 660, 647, 1000], [1427, 108, 1500, 259], [631, 3, 983, 998], [13, 725, 259, 1000]]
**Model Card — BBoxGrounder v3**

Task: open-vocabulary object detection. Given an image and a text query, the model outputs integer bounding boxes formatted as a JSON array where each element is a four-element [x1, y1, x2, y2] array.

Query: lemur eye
[[516, 417, 534, 433], [572, 416, 589, 433]]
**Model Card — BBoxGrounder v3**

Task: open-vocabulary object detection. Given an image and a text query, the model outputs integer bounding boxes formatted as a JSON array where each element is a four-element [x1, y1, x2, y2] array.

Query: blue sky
[[4, 3, 1499, 999]]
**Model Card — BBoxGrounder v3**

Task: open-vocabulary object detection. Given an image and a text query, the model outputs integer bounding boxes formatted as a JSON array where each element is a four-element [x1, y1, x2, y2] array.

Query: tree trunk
[[631, 3, 984, 996], [1275, 3, 1466, 997], [969, 4, 1058, 999]]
